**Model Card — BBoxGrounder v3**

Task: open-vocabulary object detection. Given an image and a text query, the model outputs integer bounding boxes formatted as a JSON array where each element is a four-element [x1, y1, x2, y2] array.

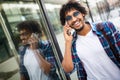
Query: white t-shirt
[[76, 29, 120, 80], [24, 48, 48, 80]]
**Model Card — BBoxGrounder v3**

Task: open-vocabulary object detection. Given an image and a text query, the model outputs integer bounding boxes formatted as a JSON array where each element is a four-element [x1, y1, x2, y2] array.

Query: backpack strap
[[96, 22, 120, 63]]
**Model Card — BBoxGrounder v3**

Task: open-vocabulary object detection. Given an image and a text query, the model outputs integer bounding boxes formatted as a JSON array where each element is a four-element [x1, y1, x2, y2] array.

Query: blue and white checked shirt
[[19, 41, 57, 80]]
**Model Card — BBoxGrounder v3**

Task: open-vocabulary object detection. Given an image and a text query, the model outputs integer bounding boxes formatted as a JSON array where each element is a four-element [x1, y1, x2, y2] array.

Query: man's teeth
[[74, 21, 79, 25]]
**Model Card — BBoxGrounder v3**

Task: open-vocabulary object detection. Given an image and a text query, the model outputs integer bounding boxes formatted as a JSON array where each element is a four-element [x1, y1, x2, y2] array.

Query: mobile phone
[[31, 33, 38, 39], [65, 21, 76, 36], [26, 33, 38, 45], [67, 29, 75, 36]]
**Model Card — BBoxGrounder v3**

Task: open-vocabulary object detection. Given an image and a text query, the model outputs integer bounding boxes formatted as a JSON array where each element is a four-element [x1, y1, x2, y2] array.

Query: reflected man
[[17, 20, 59, 80]]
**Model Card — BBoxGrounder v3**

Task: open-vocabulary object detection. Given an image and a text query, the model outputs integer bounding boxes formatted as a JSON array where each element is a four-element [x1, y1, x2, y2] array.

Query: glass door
[[0, 0, 66, 80], [0, 13, 20, 80]]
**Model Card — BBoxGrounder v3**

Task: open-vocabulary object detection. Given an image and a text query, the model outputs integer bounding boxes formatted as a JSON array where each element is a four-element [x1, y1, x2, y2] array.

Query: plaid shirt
[[19, 41, 57, 80], [71, 21, 120, 80]]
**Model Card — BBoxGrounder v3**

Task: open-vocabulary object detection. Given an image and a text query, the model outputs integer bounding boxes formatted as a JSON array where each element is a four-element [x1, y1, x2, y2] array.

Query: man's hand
[[63, 23, 73, 43], [28, 33, 39, 49]]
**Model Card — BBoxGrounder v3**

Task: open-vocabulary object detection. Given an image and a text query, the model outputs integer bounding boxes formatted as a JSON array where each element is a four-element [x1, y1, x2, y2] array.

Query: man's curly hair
[[60, 1, 87, 25], [17, 20, 42, 35]]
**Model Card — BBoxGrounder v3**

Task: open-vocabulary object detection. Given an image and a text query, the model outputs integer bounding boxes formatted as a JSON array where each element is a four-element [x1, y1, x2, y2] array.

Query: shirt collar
[[73, 22, 102, 43], [90, 22, 102, 36]]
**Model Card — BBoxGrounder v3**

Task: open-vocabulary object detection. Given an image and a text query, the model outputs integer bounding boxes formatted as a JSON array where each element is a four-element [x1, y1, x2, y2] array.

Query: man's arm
[[107, 22, 120, 52], [34, 50, 51, 74], [28, 33, 52, 74], [107, 22, 120, 62], [62, 42, 74, 73], [62, 24, 74, 73]]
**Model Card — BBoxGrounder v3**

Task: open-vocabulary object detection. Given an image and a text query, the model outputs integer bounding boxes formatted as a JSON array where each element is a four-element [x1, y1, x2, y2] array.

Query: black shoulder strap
[[96, 23, 120, 63]]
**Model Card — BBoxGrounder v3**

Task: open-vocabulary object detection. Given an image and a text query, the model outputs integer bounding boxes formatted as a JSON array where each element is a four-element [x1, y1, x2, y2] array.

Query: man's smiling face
[[65, 9, 85, 32]]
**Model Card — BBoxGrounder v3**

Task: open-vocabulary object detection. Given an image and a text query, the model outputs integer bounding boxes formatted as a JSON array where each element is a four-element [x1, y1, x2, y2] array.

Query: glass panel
[[0, 25, 12, 63], [44, 0, 67, 59], [0, 0, 64, 80], [1, 2, 46, 49], [0, 16, 20, 80], [43, 0, 71, 80]]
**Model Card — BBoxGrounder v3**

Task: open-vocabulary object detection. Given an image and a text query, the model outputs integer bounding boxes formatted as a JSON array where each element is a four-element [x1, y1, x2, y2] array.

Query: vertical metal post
[[96, 2, 103, 21], [86, 0, 94, 22], [0, 13, 19, 65], [34, 0, 69, 80]]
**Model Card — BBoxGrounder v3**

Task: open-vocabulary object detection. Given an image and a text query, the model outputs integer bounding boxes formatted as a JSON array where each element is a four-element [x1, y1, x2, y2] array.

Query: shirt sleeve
[[19, 46, 29, 80], [106, 21, 120, 54], [38, 41, 57, 74]]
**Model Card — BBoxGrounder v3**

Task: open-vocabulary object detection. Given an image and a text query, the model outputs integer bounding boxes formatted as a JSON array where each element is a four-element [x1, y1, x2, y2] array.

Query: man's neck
[[77, 23, 91, 36]]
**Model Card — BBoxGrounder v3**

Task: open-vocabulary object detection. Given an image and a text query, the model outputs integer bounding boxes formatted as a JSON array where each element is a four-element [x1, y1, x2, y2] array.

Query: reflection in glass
[[0, 0, 65, 80], [0, 25, 13, 62], [17, 20, 60, 80]]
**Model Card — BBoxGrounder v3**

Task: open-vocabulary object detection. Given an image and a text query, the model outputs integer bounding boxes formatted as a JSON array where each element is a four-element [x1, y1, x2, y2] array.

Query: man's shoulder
[[38, 40, 51, 50], [92, 21, 115, 30], [39, 40, 50, 45], [92, 21, 112, 25], [19, 46, 24, 52]]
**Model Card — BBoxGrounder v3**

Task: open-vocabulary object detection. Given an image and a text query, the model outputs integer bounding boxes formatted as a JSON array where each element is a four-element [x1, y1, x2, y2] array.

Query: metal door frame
[[35, 0, 68, 80], [0, 12, 19, 65]]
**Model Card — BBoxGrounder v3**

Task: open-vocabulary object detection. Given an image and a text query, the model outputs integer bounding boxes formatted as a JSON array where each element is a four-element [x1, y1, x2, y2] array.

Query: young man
[[17, 20, 59, 80], [60, 1, 120, 80]]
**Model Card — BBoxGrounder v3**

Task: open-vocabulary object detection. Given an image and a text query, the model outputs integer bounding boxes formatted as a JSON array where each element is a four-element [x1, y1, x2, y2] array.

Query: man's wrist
[[65, 42, 72, 46]]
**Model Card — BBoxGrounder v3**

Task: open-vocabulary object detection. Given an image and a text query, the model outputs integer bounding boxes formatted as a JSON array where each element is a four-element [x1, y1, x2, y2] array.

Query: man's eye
[[74, 12, 80, 17], [65, 16, 72, 21]]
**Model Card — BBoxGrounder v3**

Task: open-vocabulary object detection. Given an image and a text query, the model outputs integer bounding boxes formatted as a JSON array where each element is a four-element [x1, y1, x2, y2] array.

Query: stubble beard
[[75, 25, 84, 32], [72, 19, 84, 32]]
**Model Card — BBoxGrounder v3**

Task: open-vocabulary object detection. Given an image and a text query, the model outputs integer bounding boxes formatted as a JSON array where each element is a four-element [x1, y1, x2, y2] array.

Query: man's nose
[[72, 16, 77, 21]]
